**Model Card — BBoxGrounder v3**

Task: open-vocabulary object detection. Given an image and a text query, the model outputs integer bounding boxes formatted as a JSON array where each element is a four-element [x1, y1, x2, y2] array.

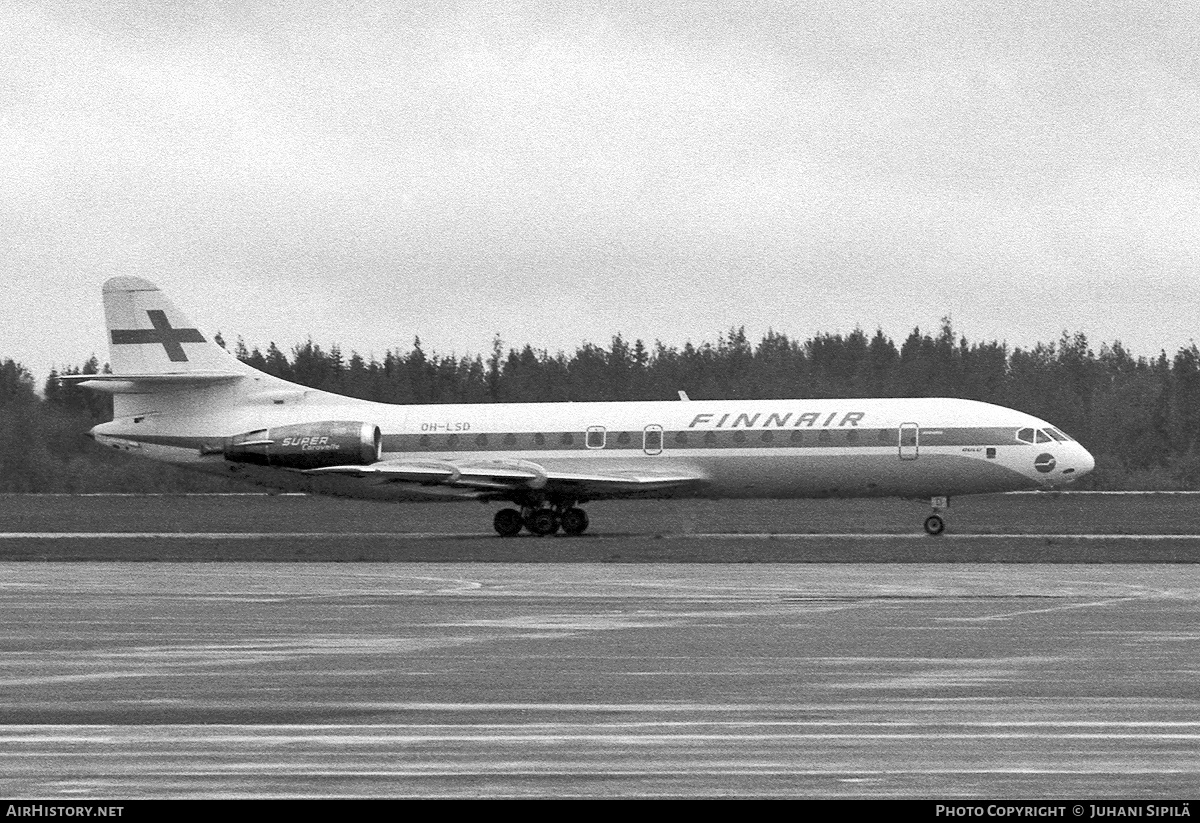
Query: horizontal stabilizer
[[61, 372, 245, 393]]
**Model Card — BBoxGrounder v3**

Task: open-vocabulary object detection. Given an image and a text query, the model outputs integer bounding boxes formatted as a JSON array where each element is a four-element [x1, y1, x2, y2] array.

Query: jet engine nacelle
[[224, 421, 382, 470]]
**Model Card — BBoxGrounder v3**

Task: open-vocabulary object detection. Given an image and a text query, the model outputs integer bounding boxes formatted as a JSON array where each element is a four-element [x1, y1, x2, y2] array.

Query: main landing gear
[[493, 503, 590, 537], [923, 496, 948, 536]]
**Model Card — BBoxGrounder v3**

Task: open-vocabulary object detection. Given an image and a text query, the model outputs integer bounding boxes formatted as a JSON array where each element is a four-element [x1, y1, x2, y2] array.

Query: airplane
[[65, 276, 1096, 536]]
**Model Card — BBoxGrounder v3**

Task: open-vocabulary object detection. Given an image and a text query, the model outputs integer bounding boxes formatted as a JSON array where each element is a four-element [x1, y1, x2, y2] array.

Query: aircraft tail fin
[[101, 276, 253, 377], [74, 277, 279, 419]]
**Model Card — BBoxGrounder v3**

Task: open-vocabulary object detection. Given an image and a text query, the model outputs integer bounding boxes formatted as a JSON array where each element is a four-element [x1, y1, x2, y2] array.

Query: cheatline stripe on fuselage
[[111, 426, 1035, 453]]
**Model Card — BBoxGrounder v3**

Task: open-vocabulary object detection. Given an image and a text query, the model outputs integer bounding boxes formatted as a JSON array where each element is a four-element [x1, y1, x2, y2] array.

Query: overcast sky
[[3, 1, 1199, 385]]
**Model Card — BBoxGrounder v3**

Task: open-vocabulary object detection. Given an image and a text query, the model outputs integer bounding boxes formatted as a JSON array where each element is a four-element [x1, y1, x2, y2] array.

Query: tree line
[[4, 319, 1200, 491], [0, 356, 229, 492]]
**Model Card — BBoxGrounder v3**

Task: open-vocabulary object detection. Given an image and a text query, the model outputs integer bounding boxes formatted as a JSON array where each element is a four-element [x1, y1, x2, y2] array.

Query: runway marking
[[10, 719, 1200, 730], [677, 533, 1200, 540], [0, 532, 476, 539], [12, 490, 1200, 496], [7, 699, 1196, 714], [8, 493, 311, 497], [1007, 490, 1200, 495], [939, 595, 1146, 621], [5, 532, 1200, 539], [7, 739, 1200, 753], [6, 733, 1200, 747], [9, 767, 1200, 780], [5, 766, 1200, 774]]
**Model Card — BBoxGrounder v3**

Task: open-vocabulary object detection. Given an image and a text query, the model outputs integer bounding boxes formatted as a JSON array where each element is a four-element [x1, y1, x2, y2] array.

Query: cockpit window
[[1035, 429, 1053, 443], [1046, 427, 1073, 442], [1016, 427, 1034, 444]]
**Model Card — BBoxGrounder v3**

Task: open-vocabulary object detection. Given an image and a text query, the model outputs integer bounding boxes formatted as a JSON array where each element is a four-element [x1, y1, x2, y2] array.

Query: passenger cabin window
[[586, 427, 605, 449], [1016, 428, 1034, 444], [533, 433, 545, 446], [475, 434, 489, 448], [616, 431, 631, 445], [503, 433, 517, 446], [674, 431, 688, 445], [561, 433, 574, 446]]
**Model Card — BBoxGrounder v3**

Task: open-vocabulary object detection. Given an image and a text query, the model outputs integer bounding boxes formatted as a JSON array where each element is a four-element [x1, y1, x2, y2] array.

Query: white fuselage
[[92, 376, 1096, 502]]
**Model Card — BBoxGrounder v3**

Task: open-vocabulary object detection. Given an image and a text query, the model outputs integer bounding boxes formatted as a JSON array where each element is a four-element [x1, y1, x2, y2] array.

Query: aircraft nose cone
[[1079, 446, 1095, 476], [1038, 443, 1094, 485]]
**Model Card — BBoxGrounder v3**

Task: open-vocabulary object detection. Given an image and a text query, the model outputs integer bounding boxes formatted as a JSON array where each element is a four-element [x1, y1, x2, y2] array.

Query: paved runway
[[4, 562, 1200, 798], [6, 493, 1200, 562]]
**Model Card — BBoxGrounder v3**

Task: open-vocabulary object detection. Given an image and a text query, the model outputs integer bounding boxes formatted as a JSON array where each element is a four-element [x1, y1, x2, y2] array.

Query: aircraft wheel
[[560, 507, 589, 536], [923, 514, 945, 536], [494, 508, 523, 537], [525, 508, 559, 536]]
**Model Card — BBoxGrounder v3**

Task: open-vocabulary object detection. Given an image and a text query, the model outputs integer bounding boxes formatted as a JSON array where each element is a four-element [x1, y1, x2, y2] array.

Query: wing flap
[[306, 459, 545, 486], [539, 468, 707, 497], [305, 461, 460, 484]]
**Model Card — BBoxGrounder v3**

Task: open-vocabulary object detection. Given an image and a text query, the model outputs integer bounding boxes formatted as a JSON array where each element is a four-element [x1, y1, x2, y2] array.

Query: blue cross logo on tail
[[110, 310, 206, 362]]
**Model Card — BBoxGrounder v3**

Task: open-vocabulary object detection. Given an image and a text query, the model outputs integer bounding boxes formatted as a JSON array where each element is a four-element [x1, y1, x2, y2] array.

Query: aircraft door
[[899, 422, 919, 460], [643, 424, 663, 455]]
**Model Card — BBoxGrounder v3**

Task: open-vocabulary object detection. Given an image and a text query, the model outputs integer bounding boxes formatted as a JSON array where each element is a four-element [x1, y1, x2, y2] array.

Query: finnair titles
[[687, 411, 865, 428]]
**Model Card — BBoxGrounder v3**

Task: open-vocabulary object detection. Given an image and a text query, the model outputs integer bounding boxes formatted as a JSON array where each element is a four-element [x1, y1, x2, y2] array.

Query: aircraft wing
[[305, 458, 707, 499]]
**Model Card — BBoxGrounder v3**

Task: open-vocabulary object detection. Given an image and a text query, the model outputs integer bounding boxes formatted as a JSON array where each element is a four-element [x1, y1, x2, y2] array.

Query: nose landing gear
[[923, 496, 948, 535]]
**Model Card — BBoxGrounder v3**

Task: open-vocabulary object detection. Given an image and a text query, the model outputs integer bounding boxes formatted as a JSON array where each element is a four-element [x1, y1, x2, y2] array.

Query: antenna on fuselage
[[677, 390, 690, 401]]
